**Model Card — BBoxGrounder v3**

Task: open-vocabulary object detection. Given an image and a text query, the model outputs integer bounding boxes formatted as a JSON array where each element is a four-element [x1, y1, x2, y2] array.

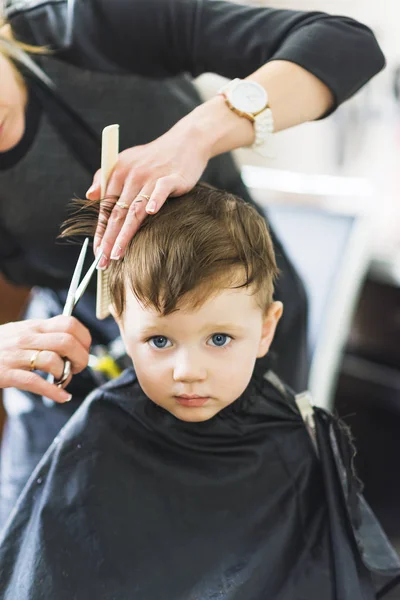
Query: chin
[[171, 407, 219, 423]]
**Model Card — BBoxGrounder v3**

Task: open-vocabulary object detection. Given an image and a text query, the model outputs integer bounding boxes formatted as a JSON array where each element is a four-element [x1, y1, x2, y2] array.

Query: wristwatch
[[218, 78, 275, 157]]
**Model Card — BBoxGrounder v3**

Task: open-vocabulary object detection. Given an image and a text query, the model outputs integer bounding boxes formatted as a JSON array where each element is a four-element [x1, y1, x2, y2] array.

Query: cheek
[[213, 342, 258, 381], [126, 343, 150, 367], [128, 343, 170, 377], [0, 76, 16, 107]]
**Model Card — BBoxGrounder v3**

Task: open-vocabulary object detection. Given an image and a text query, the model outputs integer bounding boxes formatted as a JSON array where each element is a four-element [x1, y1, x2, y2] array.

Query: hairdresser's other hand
[[87, 117, 211, 268], [0, 316, 91, 403]]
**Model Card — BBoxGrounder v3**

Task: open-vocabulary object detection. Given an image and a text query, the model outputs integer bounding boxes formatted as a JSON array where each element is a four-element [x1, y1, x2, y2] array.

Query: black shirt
[[8, 0, 385, 108], [0, 83, 40, 170]]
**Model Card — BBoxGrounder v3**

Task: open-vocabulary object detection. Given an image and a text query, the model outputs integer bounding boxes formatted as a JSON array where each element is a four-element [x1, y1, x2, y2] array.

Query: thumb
[[86, 169, 102, 200]]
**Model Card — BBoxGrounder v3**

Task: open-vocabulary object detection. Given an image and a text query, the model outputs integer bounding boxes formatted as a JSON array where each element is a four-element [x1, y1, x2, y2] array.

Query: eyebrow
[[201, 323, 246, 333], [137, 325, 166, 336], [137, 323, 245, 336]]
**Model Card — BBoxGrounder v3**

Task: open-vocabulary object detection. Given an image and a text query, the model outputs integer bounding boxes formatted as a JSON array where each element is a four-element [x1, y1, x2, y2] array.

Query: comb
[[96, 124, 120, 320]]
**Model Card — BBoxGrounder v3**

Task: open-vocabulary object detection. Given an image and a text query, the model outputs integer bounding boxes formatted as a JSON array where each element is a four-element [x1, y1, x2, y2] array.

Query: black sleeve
[[68, 0, 385, 110]]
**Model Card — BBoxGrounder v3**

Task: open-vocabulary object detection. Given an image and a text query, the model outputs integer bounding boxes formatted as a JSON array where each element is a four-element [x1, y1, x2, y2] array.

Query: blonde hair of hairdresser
[[0, 14, 48, 90]]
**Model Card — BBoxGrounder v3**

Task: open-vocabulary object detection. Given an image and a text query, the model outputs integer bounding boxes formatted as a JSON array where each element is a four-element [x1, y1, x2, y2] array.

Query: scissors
[[51, 238, 102, 388]]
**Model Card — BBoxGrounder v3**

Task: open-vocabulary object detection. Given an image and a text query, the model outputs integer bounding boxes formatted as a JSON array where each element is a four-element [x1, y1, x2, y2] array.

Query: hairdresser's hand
[[87, 117, 211, 269], [0, 316, 91, 403]]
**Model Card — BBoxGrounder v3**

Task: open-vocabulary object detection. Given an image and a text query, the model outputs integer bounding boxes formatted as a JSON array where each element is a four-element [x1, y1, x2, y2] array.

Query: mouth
[[175, 395, 210, 408]]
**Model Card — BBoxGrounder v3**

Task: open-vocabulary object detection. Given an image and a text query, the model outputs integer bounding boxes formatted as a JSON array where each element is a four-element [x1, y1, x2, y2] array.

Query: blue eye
[[208, 334, 232, 347], [148, 336, 172, 349]]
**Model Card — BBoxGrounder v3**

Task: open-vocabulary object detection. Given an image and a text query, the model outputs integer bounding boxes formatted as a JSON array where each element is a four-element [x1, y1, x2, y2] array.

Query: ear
[[257, 301, 283, 358], [109, 305, 132, 360], [109, 303, 119, 323], [109, 303, 125, 335]]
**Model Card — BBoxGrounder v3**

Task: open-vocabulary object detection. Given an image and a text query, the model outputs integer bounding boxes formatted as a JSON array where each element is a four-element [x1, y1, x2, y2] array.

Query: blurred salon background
[[1, 0, 400, 576], [196, 0, 400, 566]]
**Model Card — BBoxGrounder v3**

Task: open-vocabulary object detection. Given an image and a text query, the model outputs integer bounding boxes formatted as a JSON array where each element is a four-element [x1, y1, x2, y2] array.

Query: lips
[[175, 395, 210, 408]]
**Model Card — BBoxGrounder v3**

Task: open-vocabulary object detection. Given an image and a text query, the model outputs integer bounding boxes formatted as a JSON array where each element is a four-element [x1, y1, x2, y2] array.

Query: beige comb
[[96, 124, 120, 320]]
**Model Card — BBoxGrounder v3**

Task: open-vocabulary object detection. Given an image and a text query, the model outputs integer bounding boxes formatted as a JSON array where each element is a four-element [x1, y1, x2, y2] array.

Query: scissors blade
[[63, 237, 89, 316], [73, 251, 103, 307]]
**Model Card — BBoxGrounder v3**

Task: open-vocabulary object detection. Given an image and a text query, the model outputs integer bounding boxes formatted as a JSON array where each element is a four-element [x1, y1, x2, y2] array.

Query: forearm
[[176, 60, 334, 159]]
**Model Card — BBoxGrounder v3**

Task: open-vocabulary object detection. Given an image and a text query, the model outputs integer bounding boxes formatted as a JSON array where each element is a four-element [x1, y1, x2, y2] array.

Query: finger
[[4, 369, 72, 403], [94, 193, 121, 257], [110, 187, 154, 260], [98, 196, 136, 265], [2, 318, 46, 337], [46, 334, 90, 375], [86, 169, 101, 200], [109, 177, 178, 259], [40, 316, 92, 351], [16, 331, 90, 375], [5, 349, 66, 380], [94, 171, 126, 260], [142, 173, 184, 218], [32, 350, 68, 380], [97, 175, 143, 262], [59, 373, 73, 390]]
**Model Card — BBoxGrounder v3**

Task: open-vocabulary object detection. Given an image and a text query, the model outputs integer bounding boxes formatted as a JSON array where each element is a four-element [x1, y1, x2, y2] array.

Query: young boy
[[0, 185, 398, 600], [107, 183, 282, 424]]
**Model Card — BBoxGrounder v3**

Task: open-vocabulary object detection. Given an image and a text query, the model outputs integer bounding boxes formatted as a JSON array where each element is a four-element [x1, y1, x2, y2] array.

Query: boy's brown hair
[[63, 184, 278, 316]]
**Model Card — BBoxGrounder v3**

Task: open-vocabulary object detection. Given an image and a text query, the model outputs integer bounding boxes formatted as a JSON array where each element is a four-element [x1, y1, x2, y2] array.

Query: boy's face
[[116, 286, 282, 422]]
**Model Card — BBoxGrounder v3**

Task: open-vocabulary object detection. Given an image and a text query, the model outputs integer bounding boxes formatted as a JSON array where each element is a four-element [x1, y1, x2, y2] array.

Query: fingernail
[[110, 245, 123, 260], [146, 200, 156, 214], [96, 253, 108, 270], [61, 392, 72, 402]]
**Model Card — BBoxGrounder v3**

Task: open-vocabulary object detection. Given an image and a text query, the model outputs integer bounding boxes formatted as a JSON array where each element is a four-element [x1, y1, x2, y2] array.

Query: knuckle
[[108, 209, 126, 225], [110, 210, 126, 223], [57, 332, 73, 351], [53, 315, 73, 333], [155, 176, 173, 192], [42, 351, 60, 372], [63, 316, 79, 336], [14, 333, 30, 349], [127, 170, 145, 186]]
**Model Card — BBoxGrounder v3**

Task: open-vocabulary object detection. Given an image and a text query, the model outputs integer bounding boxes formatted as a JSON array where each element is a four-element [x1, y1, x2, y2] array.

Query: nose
[[172, 348, 207, 383]]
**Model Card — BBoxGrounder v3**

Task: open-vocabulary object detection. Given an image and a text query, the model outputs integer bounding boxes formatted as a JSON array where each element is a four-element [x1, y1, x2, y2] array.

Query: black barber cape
[[0, 369, 399, 600]]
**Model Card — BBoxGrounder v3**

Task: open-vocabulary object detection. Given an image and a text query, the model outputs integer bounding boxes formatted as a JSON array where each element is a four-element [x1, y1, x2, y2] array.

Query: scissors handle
[[54, 360, 72, 388], [47, 238, 97, 391]]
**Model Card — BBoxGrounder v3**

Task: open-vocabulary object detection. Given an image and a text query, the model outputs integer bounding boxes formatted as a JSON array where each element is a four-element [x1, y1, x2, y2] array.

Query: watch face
[[229, 81, 267, 113]]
